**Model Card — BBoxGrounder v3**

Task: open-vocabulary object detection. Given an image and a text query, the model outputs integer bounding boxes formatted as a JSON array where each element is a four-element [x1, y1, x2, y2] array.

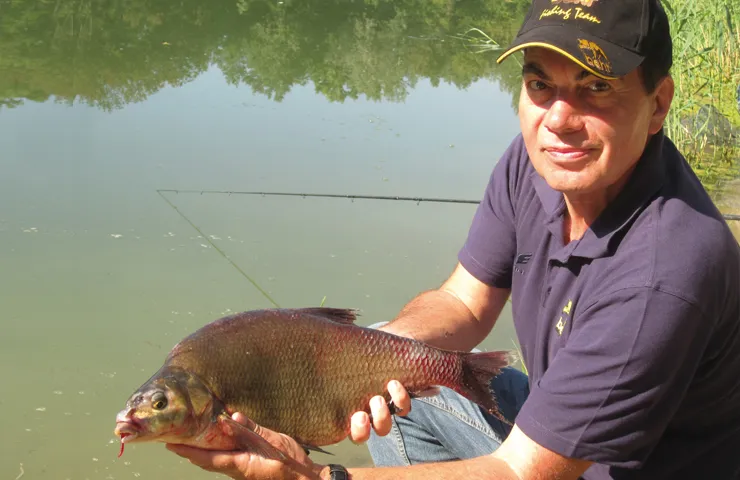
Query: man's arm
[[378, 262, 511, 352], [167, 414, 593, 480], [326, 425, 592, 480]]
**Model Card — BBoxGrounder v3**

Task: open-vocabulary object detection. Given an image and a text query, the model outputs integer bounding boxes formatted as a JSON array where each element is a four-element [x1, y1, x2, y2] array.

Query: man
[[167, 0, 740, 478]]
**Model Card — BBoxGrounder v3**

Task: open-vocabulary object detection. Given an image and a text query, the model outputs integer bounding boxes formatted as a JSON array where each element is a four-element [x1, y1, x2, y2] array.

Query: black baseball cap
[[496, 0, 672, 80]]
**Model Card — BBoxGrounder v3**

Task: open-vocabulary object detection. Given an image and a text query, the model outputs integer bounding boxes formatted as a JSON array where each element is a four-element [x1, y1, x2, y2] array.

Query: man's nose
[[543, 95, 584, 134]]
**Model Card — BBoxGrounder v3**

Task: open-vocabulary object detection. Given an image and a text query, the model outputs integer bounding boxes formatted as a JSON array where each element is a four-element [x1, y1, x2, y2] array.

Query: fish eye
[[151, 392, 168, 410]]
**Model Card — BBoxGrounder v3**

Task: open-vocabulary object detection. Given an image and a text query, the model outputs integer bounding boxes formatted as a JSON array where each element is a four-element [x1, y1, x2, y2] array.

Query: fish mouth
[[114, 408, 142, 443], [114, 419, 142, 458], [114, 421, 141, 443]]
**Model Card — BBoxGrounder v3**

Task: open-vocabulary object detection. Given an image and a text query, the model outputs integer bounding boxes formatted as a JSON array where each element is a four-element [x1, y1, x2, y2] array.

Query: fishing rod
[[156, 189, 480, 205], [156, 189, 740, 221]]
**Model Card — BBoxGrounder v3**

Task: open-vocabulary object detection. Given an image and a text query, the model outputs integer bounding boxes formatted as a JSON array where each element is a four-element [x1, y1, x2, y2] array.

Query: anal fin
[[301, 444, 334, 456], [386, 387, 441, 415], [409, 387, 441, 399]]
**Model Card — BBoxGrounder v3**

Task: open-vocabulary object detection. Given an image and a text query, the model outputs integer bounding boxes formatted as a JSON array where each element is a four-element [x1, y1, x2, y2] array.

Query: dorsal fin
[[296, 307, 359, 325]]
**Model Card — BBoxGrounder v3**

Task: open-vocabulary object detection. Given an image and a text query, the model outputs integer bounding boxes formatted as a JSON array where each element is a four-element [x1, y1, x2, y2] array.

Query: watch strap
[[328, 463, 349, 480]]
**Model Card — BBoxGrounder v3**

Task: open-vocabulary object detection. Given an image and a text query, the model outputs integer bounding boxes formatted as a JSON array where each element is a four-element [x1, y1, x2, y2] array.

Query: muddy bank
[[714, 179, 740, 240]]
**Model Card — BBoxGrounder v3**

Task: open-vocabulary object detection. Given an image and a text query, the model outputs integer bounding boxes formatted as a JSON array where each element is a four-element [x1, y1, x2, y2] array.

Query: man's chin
[[540, 171, 597, 195]]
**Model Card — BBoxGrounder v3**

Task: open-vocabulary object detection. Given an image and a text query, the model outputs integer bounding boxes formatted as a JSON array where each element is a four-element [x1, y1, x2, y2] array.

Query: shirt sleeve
[[515, 286, 714, 468], [457, 136, 524, 288]]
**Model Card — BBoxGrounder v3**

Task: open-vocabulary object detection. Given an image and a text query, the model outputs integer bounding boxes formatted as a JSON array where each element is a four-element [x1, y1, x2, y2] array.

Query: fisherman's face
[[518, 47, 673, 199]]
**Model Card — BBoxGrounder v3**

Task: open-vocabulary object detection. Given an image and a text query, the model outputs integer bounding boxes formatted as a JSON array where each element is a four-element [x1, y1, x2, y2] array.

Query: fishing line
[[157, 190, 281, 308], [156, 189, 740, 221]]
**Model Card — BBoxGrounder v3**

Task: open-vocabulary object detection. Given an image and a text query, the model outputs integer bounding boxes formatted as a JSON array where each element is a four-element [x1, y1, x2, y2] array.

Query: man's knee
[[366, 417, 410, 466]]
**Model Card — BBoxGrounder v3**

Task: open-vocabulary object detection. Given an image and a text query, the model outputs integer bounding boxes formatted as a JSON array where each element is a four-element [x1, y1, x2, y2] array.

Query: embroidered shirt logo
[[578, 39, 612, 73], [514, 253, 533, 275], [562, 299, 573, 315], [556, 317, 566, 335], [555, 299, 573, 336]]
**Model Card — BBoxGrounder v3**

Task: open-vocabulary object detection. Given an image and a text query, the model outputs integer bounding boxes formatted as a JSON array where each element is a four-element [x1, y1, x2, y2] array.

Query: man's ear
[[649, 75, 674, 135]]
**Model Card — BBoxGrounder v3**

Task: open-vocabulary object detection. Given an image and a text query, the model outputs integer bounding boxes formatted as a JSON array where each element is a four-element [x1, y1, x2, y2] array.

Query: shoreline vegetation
[[662, 0, 739, 199]]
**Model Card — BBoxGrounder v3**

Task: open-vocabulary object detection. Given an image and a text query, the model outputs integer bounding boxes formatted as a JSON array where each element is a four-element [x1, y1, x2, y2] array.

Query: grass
[[449, 28, 504, 54], [662, 0, 740, 192], [512, 339, 529, 377]]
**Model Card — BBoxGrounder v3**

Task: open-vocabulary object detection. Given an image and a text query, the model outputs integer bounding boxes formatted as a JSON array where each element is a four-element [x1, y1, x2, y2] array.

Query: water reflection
[[0, 0, 528, 111]]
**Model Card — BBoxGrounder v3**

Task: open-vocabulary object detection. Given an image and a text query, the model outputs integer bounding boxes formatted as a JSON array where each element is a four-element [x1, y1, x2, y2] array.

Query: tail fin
[[457, 350, 514, 425]]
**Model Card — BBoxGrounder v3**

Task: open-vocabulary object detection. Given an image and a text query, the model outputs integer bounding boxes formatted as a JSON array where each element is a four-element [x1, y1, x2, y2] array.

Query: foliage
[[662, 0, 740, 191], [0, 0, 529, 111]]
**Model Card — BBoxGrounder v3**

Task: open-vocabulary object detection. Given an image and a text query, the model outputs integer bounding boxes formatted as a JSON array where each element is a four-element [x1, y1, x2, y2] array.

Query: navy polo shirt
[[458, 131, 740, 479]]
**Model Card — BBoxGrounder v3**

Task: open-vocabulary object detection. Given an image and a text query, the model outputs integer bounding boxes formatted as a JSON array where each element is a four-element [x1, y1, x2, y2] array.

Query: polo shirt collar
[[532, 130, 668, 261]]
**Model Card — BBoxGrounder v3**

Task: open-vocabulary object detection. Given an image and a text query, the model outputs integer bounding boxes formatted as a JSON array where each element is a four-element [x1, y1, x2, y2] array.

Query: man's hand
[[349, 380, 412, 443], [166, 413, 322, 480]]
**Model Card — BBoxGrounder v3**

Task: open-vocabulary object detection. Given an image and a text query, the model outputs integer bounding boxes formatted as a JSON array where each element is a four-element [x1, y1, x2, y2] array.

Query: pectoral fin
[[217, 414, 286, 461]]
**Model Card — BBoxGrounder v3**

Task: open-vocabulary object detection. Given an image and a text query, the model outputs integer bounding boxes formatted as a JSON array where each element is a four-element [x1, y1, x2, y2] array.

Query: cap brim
[[495, 26, 644, 80]]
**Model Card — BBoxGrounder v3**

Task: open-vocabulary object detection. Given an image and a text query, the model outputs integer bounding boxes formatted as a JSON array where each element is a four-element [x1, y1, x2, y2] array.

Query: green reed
[[663, 0, 739, 190], [511, 339, 529, 377]]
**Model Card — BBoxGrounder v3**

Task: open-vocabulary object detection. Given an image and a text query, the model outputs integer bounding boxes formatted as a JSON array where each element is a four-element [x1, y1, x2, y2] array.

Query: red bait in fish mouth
[[114, 420, 139, 458], [118, 433, 130, 457]]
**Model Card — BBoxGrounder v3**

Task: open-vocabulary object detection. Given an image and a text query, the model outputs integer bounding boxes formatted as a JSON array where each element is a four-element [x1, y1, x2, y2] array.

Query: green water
[[1, 1, 737, 479], [0, 1, 529, 478]]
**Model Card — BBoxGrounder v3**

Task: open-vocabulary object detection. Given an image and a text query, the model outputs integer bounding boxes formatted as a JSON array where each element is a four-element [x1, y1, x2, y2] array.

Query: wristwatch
[[327, 463, 349, 480]]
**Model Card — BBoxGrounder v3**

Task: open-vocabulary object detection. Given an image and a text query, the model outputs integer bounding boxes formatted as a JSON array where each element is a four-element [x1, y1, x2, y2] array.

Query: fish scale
[[115, 307, 512, 454]]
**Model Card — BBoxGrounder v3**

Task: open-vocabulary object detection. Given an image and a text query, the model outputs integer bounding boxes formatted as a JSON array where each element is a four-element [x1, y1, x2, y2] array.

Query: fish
[[113, 307, 513, 459]]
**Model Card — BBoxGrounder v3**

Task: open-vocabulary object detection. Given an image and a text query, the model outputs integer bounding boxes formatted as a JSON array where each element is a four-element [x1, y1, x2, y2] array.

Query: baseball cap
[[496, 0, 673, 80]]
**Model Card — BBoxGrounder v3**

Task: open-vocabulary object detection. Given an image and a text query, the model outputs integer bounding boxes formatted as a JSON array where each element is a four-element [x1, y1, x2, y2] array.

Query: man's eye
[[527, 80, 548, 91], [587, 81, 611, 93]]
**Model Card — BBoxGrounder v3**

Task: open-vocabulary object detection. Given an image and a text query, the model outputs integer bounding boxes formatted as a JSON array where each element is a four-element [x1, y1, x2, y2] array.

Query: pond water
[[0, 1, 737, 479]]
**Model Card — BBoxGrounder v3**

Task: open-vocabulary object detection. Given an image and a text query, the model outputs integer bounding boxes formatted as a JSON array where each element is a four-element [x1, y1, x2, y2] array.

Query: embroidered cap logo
[[551, 0, 598, 7], [539, 1, 602, 24], [577, 38, 612, 74]]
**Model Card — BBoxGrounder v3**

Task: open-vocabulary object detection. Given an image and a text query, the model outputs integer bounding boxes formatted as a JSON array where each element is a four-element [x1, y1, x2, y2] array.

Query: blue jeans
[[364, 323, 530, 466]]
